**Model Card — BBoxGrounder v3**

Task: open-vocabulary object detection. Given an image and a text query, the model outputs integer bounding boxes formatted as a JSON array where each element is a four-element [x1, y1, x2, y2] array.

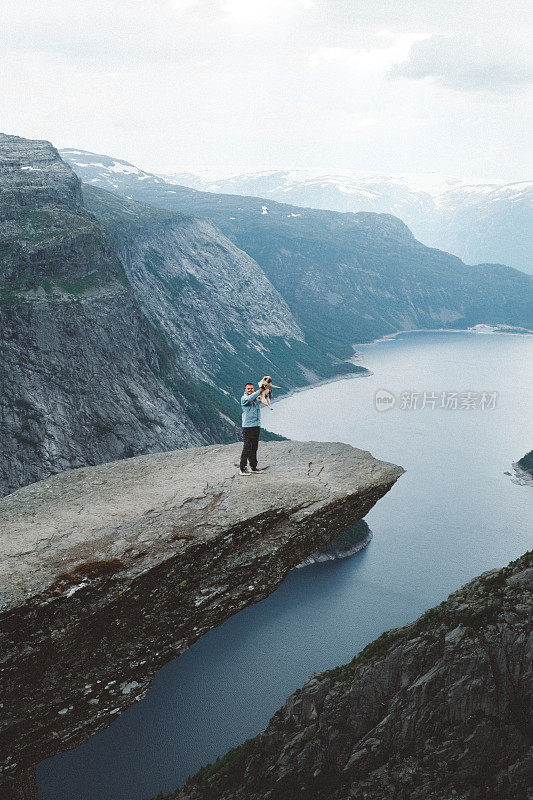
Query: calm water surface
[[38, 331, 533, 800]]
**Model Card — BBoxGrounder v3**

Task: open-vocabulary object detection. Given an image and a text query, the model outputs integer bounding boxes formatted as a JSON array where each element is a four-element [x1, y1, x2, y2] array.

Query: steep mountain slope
[[172, 551, 533, 800], [431, 181, 533, 275], [82, 185, 361, 396], [61, 149, 533, 350], [0, 135, 228, 496], [161, 169, 533, 276]]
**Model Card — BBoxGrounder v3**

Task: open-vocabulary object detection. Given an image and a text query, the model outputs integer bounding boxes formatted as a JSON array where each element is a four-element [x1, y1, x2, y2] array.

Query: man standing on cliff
[[239, 382, 263, 476]]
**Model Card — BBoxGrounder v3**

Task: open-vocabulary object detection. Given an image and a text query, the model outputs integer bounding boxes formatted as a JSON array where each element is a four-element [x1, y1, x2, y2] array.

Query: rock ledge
[[0, 440, 403, 788]]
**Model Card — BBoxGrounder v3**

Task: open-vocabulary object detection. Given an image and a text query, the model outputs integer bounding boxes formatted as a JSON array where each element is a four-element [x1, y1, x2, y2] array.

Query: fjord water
[[37, 331, 533, 800]]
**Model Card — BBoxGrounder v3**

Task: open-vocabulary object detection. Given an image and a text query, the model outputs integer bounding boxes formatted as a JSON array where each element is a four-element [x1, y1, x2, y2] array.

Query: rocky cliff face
[[0, 134, 234, 497], [82, 185, 363, 396], [174, 551, 533, 800], [0, 440, 403, 795]]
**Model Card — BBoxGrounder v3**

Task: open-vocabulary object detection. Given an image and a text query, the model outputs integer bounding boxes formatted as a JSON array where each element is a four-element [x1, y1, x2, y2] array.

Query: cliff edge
[[0, 440, 403, 793]]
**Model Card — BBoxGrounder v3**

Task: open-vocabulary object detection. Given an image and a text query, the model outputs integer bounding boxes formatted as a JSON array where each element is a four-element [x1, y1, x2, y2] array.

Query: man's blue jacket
[[241, 389, 261, 427]]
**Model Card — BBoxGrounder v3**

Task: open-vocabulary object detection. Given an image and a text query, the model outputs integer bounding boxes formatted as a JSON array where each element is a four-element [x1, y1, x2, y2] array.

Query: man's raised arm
[[241, 389, 261, 406]]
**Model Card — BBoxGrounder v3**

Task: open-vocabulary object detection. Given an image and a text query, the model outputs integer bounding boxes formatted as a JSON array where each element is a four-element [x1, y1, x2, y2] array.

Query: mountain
[[82, 185, 360, 396], [161, 168, 455, 241], [431, 181, 533, 275], [0, 134, 225, 496], [169, 550, 533, 800], [62, 149, 533, 352], [1, 134, 368, 497], [161, 168, 533, 276]]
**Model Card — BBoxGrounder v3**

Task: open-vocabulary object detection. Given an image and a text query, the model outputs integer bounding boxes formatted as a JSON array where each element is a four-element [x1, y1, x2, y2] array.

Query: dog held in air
[[258, 376, 280, 410]]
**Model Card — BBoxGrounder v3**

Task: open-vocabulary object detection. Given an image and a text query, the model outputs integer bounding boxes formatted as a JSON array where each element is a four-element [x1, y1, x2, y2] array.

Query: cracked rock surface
[[0, 440, 403, 790]]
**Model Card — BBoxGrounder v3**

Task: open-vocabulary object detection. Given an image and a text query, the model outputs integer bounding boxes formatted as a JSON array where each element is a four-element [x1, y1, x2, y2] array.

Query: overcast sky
[[1, 0, 531, 178]]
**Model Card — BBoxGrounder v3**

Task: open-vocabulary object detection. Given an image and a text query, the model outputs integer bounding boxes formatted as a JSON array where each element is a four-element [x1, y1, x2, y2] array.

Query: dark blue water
[[37, 331, 533, 800]]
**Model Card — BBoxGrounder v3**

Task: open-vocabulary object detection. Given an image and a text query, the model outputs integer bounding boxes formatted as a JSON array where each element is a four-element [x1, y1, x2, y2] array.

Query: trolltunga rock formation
[[0, 440, 403, 797]]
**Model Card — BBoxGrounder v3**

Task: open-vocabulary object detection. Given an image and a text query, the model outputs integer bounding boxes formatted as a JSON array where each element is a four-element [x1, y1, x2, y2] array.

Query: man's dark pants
[[240, 426, 260, 471]]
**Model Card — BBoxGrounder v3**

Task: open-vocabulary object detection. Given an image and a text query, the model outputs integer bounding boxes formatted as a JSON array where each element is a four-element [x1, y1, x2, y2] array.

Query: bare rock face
[[81, 185, 366, 399], [0, 134, 82, 214], [0, 440, 403, 792], [177, 552, 533, 800], [0, 132, 230, 498]]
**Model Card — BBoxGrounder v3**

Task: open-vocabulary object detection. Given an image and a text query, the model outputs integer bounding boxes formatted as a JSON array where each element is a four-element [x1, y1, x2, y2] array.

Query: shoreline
[[274, 363, 372, 404], [272, 324, 533, 407], [358, 324, 533, 348]]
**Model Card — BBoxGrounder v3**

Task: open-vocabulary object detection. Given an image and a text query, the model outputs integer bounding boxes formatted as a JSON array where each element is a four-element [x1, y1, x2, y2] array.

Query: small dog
[[258, 376, 280, 410]]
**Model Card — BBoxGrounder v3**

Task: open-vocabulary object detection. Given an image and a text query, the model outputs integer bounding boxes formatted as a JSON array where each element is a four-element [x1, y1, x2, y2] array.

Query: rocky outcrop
[[0, 440, 403, 793], [174, 551, 533, 800], [512, 451, 533, 487], [3, 136, 82, 212]]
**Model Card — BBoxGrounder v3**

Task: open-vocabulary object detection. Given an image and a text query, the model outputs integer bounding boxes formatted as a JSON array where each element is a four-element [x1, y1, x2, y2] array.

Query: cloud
[[389, 34, 533, 93], [221, 0, 312, 22], [310, 33, 428, 76]]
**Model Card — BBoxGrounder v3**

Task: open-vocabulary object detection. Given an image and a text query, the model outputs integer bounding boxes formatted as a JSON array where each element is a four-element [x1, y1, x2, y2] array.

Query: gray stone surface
[[0, 440, 403, 786], [0, 133, 82, 213]]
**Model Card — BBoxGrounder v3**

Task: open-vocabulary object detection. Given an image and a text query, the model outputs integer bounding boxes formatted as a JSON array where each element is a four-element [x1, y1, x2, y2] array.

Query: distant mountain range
[[61, 148, 533, 351], [160, 168, 533, 276], [63, 148, 532, 275]]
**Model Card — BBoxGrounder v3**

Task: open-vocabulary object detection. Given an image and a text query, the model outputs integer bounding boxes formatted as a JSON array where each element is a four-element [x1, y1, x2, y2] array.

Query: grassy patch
[[55, 272, 102, 296]]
